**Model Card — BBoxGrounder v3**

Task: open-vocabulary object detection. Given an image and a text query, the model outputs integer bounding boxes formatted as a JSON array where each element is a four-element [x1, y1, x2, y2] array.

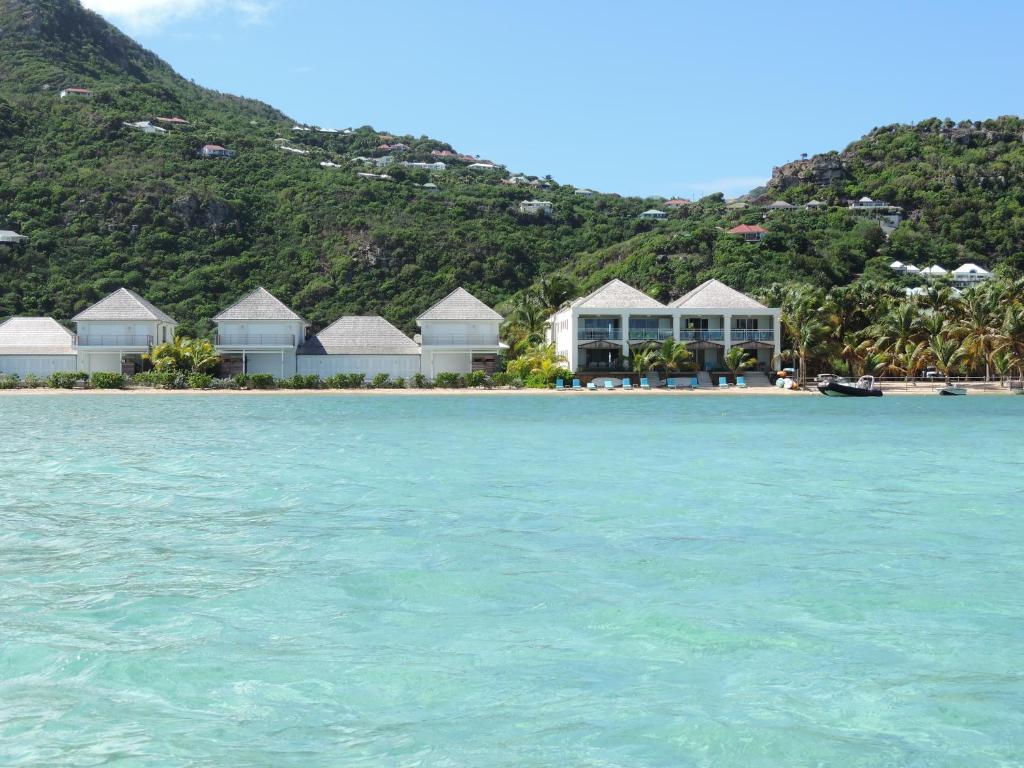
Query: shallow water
[[1, 394, 1022, 767]]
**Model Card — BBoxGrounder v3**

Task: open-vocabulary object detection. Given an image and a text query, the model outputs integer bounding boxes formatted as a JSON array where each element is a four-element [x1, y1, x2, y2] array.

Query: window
[[685, 318, 708, 330], [734, 318, 758, 330]]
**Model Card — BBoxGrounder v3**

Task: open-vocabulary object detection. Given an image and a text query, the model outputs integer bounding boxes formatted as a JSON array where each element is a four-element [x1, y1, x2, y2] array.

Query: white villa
[[0, 317, 78, 378], [417, 288, 504, 378], [638, 209, 667, 220], [213, 288, 308, 378], [0, 229, 28, 244], [73, 288, 177, 374], [401, 161, 446, 171], [518, 200, 553, 216], [951, 263, 991, 289], [547, 278, 781, 374], [124, 121, 167, 135], [297, 316, 422, 380]]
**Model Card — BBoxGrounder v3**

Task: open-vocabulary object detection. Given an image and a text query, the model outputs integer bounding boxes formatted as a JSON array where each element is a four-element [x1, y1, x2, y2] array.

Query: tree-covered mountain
[[1, 0, 1023, 336]]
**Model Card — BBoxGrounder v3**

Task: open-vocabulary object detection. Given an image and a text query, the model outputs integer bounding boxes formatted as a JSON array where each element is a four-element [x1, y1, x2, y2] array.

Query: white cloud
[[670, 175, 768, 199], [81, 0, 274, 32]]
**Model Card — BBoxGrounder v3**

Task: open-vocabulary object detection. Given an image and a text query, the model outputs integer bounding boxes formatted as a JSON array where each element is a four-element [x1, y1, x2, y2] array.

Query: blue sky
[[83, 0, 1024, 198]]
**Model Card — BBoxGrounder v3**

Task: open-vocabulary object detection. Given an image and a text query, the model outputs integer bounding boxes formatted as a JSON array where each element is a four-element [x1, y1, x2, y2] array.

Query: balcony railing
[[77, 335, 153, 347], [679, 330, 724, 342], [731, 330, 774, 342], [628, 328, 674, 341], [421, 333, 499, 346], [215, 334, 295, 346], [578, 328, 623, 340]]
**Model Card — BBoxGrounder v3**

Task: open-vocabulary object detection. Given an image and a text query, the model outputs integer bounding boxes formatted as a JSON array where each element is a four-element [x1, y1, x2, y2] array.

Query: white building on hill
[[951, 263, 991, 289], [213, 288, 308, 378], [73, 288, 177, 374], [297, 316, 421, 380], [0, 318, 78, 378], [518, 200, 553, 216], [547, 278, 781, 374], [417, 288, 504, 378]]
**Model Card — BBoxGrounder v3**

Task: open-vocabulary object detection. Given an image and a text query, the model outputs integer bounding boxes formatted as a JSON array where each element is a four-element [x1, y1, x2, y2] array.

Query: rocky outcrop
[[171, 194, 238, 231], [767, 153, 848, 191]]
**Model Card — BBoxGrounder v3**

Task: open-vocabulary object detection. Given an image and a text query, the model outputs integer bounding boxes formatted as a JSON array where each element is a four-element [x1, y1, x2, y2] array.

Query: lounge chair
[[622, 378, 633, 390], [572, 378, 582, 391], [718, 376, 728, 388], [666, 378, 678, 390], [555, 378, 565, 391], [690, 376, 699, 389], [587, 381, 597, 391], [604, 380, 615, 391], [736, 375, 747, 389], [640, 377, 651, 390]]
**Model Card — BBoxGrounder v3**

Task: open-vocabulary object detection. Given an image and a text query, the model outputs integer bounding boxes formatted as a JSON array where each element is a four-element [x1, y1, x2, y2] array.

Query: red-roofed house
[[198, 144, 236, 159], [665, 199, 691, 207], [155, 116, 190, 125], [60, 87, 92, 99], [727, 224, 768, 243]]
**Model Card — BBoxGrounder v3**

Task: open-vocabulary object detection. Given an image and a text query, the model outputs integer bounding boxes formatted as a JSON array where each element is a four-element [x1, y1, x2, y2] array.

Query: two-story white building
[[297, 316, 422, 379], [72, 288, 177, 374], [416, 287, 504, 378], [547, 278, 781, 374], [213, 288, 308, 377]]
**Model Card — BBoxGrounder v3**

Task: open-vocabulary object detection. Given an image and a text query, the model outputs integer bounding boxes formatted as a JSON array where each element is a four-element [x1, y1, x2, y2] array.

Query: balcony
[[77, 335, 153, 347], [679, 330, 724, 342], [420, 333, 499, 347], [628, 328, 674, 342], [215, 334, 295, 347], [578, 328, 623, 341], [730, 330, 774, 343]]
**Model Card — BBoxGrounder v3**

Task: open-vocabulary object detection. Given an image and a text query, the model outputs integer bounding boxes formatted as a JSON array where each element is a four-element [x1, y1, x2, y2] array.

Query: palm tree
[[653, 338, 692, 376], [183, 338, 219, 373], [927, 335, 965, 386], [995, 306, 1024, 379], [955, 291, 1000, 380], [723, 347, 754, 381], [506, 343, 566, 382], [781, 286, 828, 385], [502, 295, 549, 354], [146, 337, 189, 372], [537, 275, 578, 315], [630, 347, 657, 374], [883, 340, 929, 385], [870, 301, 922, 355]]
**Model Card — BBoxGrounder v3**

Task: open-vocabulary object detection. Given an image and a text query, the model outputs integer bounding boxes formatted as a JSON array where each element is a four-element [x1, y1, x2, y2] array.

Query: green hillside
[[1, 0, 1023, 337]]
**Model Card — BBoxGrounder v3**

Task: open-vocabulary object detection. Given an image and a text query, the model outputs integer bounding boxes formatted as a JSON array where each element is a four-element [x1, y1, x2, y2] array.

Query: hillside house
[[213, 287, 308, 377], [765, 200, 796, 211], [467, 163, 500, 170], [154, 116, 189, 126], [804, 200, 827, 209], [0, 318, 78, 378], [198, 144, 235, 159], [638, 209, 667, 220], [664, 198, 691, 207], [59, 87, 92, 99], [518, 200, 553, 216], [432, 150, 458, 158], [297, 316, 422, 380], [401, 161, 446, 171], [280, 145, 309, 155], [951, 263, 991, 289], [124, 121, 167, 135], [357, 172, 392, 180], [727, 224, 768, 243], [575, 189, 595, 197], [0, 229, 28, 244], [417, 288, 504, 378], [320, 161, 341, 168], [921, 265, 948, 278], [73, 288, 177, 374]]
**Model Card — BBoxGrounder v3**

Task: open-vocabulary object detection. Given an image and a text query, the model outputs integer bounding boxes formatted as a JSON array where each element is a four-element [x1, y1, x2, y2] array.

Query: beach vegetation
[[248, 373, 276, 389], [48, 371, 88, 389], [433, 372, 463, 388], [90, 372, 126, 389], [410, 373, 430, 389]]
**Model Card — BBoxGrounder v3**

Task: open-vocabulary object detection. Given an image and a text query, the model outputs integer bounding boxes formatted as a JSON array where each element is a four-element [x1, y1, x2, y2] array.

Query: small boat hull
[[817, 381, 883, 397], [939, 386, 967, 396]]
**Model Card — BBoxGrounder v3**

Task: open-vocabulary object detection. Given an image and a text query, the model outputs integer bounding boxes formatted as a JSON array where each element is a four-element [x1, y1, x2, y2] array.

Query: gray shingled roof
[[574, 279, 665, 309], [670, 279, 768, 310], [417, 287, 502, 321], [213, 287, 306, 322], [299, 316, 420, 355], [72, 288, 177, 323], [0, 317, 77, 355]]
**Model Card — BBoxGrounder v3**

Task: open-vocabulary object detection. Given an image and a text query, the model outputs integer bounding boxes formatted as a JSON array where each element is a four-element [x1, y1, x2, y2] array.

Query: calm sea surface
[[1, 394, 1022, 767]]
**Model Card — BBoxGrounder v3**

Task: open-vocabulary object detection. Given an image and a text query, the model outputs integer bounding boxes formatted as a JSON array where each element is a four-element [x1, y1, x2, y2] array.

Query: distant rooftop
[[0, 317, 76, 355], [214, 287, 306, 322], [573, 279, 665, 310], [418, 287, 502, 321], [72, 288, 176, 323], [299, 316, 420, 356], [670, 279, 768, 310]]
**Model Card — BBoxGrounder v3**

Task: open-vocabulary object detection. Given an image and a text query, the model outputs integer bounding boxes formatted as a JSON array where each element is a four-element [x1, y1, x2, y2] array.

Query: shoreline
[[0, 384, 1014, 396]]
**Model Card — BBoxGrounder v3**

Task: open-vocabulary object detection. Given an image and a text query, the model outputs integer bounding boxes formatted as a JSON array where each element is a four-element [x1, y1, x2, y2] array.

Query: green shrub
[[22, 373, 44, 388], [187, 373, 213, 389], [91, 372, 126, 389], [0, 374, 19, 389], [248, 373, 276, 389], [393, 376, 406, 389], [233, 372, 249, 388], [490, 372, 522, 388], [325, 373, 365, 389], [465, 370, 488, 388], [210, 377, 239, 390], [410, 372, 430, 389], [49, 371, 88, 389], [370, 373, 391, 389], [132, 370, 185, 389], [524, 366, 574, 389], [277, 374, 320, 389], [433, 371, 463, 388]]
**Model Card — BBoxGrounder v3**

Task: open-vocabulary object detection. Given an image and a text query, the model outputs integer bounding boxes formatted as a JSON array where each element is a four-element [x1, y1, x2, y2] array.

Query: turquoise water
[[1, 394, 1022, 767]]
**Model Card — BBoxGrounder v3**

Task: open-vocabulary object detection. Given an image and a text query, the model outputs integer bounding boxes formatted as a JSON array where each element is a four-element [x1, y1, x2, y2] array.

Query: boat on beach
[[939, 385, 967, 396], [816, 374, 883, 397]]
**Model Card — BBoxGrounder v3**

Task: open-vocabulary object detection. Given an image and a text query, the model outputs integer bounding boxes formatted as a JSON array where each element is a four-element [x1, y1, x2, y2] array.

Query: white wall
[[424, 350, 472, 377], [216, 320, 304, 346], [79, 351, 122, 374], [76, 320, 166, 342], [419, 319, 500, 344], [297, 354, 421, 379], [243, 351, 296, 377], [0, 355, 77, 377]]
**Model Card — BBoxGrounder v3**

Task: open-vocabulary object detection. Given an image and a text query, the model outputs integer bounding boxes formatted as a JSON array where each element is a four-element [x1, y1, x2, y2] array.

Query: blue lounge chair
[[555, 378, 565, 390], [690, 376, 699, 389], [572, 378, 582, 391], [587, 381, 597, 391], [604, 380, 615, 391], [736, 375, 747, 389], [666, 378, 678, 390], [622, 378, 633, 390], [718, 376, 728, 388], [640, 377, 651, 390]]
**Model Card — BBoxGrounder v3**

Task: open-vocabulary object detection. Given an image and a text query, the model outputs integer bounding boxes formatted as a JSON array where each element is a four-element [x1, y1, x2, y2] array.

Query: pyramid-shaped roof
[[0, 317, 77, 355], [72, 288, 176, 323], [952, 263, 990, 275], [574, 279, 665, 309], [670, 279, 768, 310], [213, 287, 306, 322], [299, 316, 420, 356], [418, 287, 502, 321]]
